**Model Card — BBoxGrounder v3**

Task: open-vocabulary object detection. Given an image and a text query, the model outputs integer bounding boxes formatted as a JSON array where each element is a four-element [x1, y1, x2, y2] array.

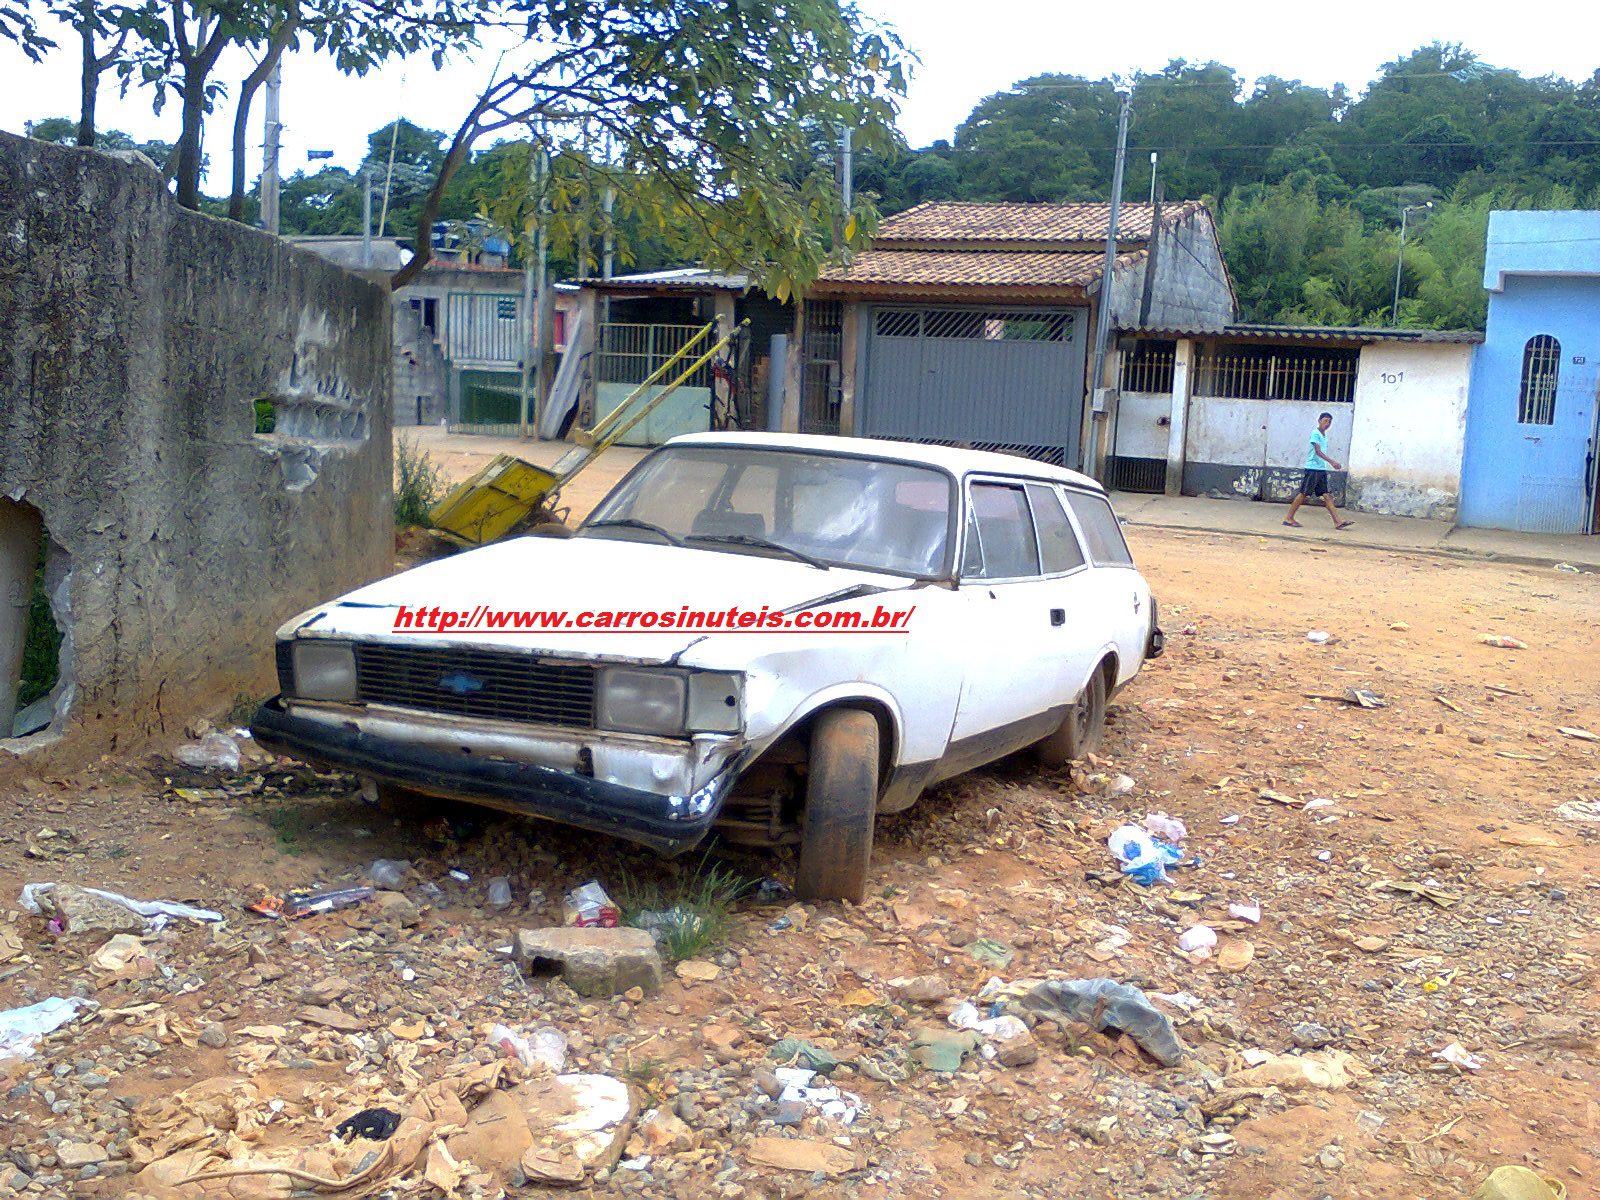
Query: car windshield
[[580, 446, 955, 577]]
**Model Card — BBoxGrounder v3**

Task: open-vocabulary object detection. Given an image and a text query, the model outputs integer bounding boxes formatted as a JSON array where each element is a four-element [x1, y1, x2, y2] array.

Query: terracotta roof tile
[[813, 246, 1154, 295], [876, 200, 1206, 245]]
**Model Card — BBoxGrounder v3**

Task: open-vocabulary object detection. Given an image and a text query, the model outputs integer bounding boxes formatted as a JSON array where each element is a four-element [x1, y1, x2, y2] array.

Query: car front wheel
[[1036, 666, 1107, 767], [795, 708, 879, 904]]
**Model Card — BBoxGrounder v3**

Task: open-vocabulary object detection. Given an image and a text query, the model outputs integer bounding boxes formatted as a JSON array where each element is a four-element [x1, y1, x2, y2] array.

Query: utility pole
[[1087, 90, 1132, 478], [1391, 202, 1432, 327], [361, 166, 373, 269], [1148, 151, 1158, 206], [377, 118, 400, 238], [518, 135, 549, 437], [261, 62, 282, 234], [841, 126, 853, 210]]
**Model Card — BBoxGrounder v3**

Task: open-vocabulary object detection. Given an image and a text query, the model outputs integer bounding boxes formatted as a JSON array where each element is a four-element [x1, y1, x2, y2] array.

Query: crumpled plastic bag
[[0, 996, 95, 1061], [21, 882, 222, 932], [1020, 978, 1185, 1066], [175, 731, 241, 772]]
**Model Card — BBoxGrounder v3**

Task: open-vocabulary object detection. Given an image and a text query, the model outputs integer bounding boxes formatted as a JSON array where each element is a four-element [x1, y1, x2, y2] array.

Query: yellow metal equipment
[[428, 318, 747, 547]]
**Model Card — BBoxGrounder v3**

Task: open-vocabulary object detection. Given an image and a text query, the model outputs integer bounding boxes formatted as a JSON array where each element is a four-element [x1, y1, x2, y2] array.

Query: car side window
[[1064, 491, 1134, 567], [966, 483, 1041, 579], [1027, 484, 1086, 574]]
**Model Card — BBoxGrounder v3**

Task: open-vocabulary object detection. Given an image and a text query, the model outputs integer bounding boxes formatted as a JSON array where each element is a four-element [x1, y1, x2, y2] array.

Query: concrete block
[[515, 927, 664, 997]]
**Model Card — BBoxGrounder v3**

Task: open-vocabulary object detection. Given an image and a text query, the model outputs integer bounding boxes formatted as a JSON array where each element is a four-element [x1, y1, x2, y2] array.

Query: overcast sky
[[1, 0, 1595, 191]]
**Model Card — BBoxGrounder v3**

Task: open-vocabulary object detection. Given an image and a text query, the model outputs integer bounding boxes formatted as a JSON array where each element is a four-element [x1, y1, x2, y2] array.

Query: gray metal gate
[[857, 305, 1087, 466]]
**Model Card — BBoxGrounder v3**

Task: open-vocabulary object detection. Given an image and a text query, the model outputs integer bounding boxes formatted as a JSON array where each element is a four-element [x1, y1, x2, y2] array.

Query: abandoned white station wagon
[[252, 433, 1163, 901]]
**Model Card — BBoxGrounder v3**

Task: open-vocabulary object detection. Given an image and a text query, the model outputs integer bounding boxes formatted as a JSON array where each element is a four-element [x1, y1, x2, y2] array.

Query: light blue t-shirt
[[1305, 429, 1329, 470]]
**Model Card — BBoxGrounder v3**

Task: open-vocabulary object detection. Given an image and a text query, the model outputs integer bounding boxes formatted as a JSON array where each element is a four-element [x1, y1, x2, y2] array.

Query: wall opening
[[1, 498, 70, 741]]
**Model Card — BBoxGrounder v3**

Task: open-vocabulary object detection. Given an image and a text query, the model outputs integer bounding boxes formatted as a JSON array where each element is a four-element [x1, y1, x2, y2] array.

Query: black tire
[[795, 709, 879, 904], [1036, 664, 1108, 767]]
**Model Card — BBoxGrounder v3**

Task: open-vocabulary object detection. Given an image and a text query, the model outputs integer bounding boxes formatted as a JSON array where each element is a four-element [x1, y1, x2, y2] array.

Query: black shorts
[[1300, 469, 1329, 498]]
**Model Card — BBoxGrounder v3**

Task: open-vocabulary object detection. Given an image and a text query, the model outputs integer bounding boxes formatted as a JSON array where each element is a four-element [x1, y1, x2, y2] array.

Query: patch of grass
[[614, 854, 754, 962], [394, 436, 444, 529], [254, 397, 277, 434], [623, 1056, 667, 1094], [228, 693, 262, 726]]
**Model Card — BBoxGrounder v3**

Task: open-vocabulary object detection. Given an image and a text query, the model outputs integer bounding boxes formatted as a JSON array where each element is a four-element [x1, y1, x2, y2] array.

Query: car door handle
[[1049, 608, 1065, 627]]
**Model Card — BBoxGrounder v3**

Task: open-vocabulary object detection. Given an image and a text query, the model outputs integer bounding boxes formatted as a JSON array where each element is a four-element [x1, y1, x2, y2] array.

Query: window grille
[[1517, 335, 1560, 425], [801, 301, 844, 435], [1119, 339, 1176, 393], [873, 308, 1070, 343], [1193, 345, 1357, 403]]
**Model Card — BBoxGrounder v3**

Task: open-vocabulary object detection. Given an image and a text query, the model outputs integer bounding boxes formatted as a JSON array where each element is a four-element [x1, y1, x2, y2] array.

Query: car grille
[[353, 643, 597, 729]]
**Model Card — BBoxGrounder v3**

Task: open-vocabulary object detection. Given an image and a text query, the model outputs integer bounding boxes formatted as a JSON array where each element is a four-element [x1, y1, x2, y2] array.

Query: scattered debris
[[745, 1136, 856, 1178], [910, 1028, 982, 1072], [1478, 634, 1527, 649], [1557, 726, 1598, 742], [1226, 1049, 1361, 1090], [1217, 939, 1255, 973], [1473, 1165, 1567, 1199], [967, 937, 1015, 967], [1258, 788, 1303, 808], [675, 959, 721, 982], [563, 881, 621, 928], [1228, 900, 1261, 924], [1177, 925, 1217, 958], [1433, 1041, 1484, 1072], [249, 886, 374, 919], [490, 1023, 568, 1072], [1019, 978, 1184, 1066], [889, 975, 951, 1004], [770, 1066, 863, 1123], [0, 996, 95, 1060], [90, 933, 157, 977], [335, 1107, 401, 1141], [1108, 825, 1183, 885], [174, 730, 241, 771], [1142, 811, 1187, 841], [1306, 630, 1331, 644], [1376, 879, 1461, 908], [768, 1039, 840, 1073], [21, 882, 222, 932]]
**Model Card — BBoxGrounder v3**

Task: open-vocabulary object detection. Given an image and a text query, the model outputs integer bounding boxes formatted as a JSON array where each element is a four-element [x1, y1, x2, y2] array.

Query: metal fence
[[454, 368, 524, 437], [801, 300, 843, 435], [595, 323, 718, 389], [1119, 339, 1177, 393], [1193, 345, 1358, 403]]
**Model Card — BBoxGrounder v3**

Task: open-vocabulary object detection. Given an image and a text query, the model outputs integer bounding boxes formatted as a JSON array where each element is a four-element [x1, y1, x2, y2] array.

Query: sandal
[[1336, 521, 1354, 530], [1282, 520, 1301, 527]]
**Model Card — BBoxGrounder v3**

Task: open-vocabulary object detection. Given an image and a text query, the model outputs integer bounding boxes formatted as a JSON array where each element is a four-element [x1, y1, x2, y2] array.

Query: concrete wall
[[393, 301, 449, 426], [0, 132, 393, 762], [1484, 210, 1600, 290], [1111, 209, 1236, 330], [1461, 273, 1600, 533], [1183, 395, 1354, 503], [1347, 342, 1473, 520]]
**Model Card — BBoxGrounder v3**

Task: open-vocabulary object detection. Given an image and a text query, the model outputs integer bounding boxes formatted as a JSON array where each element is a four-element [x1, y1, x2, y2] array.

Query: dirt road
[[0, 526, 1595, 1198]]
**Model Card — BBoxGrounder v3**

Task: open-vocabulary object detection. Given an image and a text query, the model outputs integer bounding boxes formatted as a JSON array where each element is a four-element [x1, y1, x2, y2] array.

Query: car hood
[[287, 534, 919, 661]]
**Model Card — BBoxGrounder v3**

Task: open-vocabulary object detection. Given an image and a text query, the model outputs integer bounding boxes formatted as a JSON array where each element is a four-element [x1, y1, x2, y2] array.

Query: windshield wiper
[[686, 533, 831, 570], [583, 518, 686, 547]]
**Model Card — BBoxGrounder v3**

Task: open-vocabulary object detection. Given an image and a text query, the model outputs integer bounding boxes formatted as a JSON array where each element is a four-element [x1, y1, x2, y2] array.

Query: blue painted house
[[1460, 211, 1600, 534]]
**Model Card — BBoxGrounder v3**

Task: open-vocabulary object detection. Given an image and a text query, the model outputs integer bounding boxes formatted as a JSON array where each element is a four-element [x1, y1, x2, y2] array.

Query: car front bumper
[[250, 697, 745, 854]]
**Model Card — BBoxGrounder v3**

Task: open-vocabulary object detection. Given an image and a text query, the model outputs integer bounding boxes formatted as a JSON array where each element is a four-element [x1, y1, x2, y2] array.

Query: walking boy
[[1283, 412, 1353, 529]]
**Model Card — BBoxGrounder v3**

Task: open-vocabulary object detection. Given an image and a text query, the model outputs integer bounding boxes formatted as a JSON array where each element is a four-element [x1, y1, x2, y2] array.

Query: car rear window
[[1027, 484, 1086, 574], [1064, 491, 1134, 567], [966, 483, 1040, 579]]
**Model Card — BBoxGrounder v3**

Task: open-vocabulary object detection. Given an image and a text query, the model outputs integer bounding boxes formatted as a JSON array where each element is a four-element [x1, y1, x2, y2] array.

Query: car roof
[[664, 432, 1105, 491]]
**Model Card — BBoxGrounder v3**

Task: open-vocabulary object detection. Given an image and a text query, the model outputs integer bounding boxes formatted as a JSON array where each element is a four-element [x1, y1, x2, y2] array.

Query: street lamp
[[1391, 202, 1433, 326]]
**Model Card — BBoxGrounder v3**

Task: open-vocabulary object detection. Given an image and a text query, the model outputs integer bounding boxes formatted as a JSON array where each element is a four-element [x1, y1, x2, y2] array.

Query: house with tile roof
[[791, 200, 1236, 472]]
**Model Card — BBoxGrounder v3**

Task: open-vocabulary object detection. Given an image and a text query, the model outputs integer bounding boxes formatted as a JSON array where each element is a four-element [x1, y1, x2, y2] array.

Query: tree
[[227, 0, 300, 218], [390, 0, 908, 296], [0, 0, 53, 61]]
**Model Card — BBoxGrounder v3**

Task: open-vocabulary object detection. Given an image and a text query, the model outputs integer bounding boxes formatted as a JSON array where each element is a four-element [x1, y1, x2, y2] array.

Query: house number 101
[[1379, 371, 1404, 384]]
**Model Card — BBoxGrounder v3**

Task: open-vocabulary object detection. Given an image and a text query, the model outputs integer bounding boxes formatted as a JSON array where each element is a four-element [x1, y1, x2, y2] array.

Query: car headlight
[[597, 668, 686, 735], [291, 640, 356, 702], [596, 669, 743, 736]]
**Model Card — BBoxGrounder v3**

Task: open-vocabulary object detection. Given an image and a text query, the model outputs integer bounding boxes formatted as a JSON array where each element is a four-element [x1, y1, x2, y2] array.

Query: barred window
[[1119, 339, 1176, 393], [1193, 345, 1357, 403], [1517, 335, 1560, 425]]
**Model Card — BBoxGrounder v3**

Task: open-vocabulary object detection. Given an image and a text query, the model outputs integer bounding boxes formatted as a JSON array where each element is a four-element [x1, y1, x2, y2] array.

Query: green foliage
[[18, 540, 60, 712], [615, 855, 754, 962], [254, 398, 277, 433], [393, 436, 443, 528]]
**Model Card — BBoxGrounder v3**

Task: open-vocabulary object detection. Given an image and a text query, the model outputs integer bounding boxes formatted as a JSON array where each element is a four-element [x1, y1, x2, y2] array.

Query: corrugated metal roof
[[584, 267, 750, 291], [1121, 322, 1484, 344]]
